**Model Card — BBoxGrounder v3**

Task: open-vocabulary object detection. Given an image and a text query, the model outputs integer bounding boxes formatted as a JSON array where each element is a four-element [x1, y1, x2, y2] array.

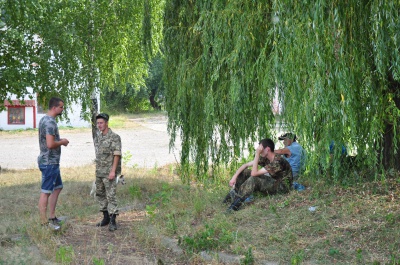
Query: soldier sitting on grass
[[223, 138, 293, 212]]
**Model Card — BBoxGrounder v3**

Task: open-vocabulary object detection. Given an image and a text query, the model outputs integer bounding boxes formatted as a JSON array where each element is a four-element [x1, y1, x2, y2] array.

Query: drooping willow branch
[[163, 0, 400, 181]]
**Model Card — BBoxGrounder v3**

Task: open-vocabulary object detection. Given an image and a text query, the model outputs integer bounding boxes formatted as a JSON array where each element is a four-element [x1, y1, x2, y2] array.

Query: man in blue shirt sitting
[[275, 133, 306, 180]]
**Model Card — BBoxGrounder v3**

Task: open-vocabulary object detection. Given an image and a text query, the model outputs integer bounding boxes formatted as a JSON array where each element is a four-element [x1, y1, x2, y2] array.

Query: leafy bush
[[180, 223, 234, 253]]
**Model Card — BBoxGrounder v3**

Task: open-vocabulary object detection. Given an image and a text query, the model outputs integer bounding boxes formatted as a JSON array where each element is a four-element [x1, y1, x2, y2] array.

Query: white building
[[0, 90, 95, 130]]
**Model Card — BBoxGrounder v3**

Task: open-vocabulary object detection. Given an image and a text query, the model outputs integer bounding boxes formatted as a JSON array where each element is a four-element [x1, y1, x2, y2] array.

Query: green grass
[[0, 162, 399, 264]]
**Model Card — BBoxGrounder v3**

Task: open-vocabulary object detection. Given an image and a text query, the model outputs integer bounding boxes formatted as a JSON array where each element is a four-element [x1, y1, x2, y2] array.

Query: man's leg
[[234, 169, 252, 191], [38, 164, 57, 224], [104, 178, 119, 231], [48, 188, 62, 219], [48, 165, 63, 219], [38, 193, 50, 224], [258, 176, 278, 194], [96, 176, 110, 227], [228, 175, 274, 211], [223, 169, 252, 203], [227, 174, 259, 211], [104, 178, 118, 215], [237, 176, 261, 199], [96, 177, 108, 211]]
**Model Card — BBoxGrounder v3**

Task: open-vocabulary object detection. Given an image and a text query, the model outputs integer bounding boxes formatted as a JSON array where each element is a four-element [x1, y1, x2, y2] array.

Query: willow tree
[[164, 0, 400, 180], [1, 0, 164, 139]]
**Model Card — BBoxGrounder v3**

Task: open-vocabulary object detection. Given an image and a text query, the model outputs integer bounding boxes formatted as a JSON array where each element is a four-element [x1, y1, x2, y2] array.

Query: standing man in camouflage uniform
[[38, 97, 69, 230], [223, 138, 293, 212], [94, 113, 122, 231]]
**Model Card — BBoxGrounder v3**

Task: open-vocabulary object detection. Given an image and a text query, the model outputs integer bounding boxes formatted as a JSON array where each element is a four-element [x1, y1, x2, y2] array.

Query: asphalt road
[[0, 116, 181, 170]]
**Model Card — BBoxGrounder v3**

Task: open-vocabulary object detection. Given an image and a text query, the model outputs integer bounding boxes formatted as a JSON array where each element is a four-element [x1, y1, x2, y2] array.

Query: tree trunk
[[88, 0, 97, 149], [381, 73, 400, 170], [91, 90, 98, 146], [149, 89, 161, 110], [381, 122, 400, 170]]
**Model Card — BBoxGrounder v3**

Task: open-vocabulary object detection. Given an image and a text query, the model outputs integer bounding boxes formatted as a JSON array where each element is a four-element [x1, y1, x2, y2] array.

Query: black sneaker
[[42, 222, 61, 231], [49, 217, 62, 225]]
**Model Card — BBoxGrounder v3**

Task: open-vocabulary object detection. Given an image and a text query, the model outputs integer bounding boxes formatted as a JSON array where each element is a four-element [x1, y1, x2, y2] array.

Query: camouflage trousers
[[232, 169, 289, 200], [96, 175, 119, 215]]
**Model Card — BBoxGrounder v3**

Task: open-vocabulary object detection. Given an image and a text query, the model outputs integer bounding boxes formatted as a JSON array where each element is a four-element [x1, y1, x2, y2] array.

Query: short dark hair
[[96, 113, 109, 121], [48, 97, 64, 110], [259, 138, 275, 152]]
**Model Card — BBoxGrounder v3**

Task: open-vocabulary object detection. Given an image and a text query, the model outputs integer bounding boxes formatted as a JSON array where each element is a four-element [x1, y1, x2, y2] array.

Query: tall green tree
[[145, 53, 164, 110], [1, 0, 164, 139], [0, 2, 41, 104], [102, 53, 165, 112], [163, 0, 400, 179]]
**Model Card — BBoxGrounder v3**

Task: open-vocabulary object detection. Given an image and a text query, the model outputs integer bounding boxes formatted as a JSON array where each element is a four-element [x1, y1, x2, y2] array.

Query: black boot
[[222, 189, 236, 204], [109, 214, 117, 231], [227, 197, 244, 212], [222, 192, 232, 204], [222, 193, 232, 203], [96, 211, 110, 227]]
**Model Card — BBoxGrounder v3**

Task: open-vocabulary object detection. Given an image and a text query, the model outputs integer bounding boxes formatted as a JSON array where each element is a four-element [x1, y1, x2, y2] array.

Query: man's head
[[278, 133, 296, 147], [48, 97, 64, 116], [96, 113, 109, 133], [259, 138, 275, 152]]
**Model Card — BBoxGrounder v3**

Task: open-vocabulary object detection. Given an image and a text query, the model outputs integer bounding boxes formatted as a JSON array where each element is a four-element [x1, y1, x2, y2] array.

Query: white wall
[[0, 107, 36, 130], [36, 102, 91, 128], [0, 92, 36, 130], [0, 88, 97, 130]]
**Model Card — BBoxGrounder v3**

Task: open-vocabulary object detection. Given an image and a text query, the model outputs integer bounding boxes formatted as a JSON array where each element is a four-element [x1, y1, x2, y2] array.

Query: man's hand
[[256, 144, 264, 155], [108, 171, 116, 181], [60, 138, 69, 146], [229, 178, 236, 187]]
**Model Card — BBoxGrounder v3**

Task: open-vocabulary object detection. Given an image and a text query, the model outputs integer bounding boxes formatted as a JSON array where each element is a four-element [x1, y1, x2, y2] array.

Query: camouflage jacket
[[37, 115, 61, 165], [259, 154, 293, 188], [94, 128, 122, 176]]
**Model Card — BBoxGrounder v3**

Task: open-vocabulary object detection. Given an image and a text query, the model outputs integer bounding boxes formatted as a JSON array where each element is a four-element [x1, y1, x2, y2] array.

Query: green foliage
[[163, 0, 400, 180], [122, 151, 133, 166], [240, 247, 254, 265], [102, 85, 152, 113], [193, 194, 206, 216], [385, 213, 396, 225], [56, 245, 74, 264], [102, 54, 165, 113], [1, 0, 165, 115], [145, 183, 174, 219], [145, 54, 165, 110], [107, 116, 125, 128], [356, 248, 364, 263], [329, 248, 340, 256], [269, 203, 279, 218], [93, 257, 105, 265], [291, 250, 305, 265], [145, 204, 157, 219], [180, 223, 234, 253], [165, 213, 178, 234], [389, 254, 400, 265], [151, 183, 173, 206], [128, 184, 142, 199]]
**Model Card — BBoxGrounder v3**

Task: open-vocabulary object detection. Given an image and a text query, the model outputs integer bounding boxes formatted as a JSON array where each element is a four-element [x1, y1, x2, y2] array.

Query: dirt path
[[0, 116, 181, 170]]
